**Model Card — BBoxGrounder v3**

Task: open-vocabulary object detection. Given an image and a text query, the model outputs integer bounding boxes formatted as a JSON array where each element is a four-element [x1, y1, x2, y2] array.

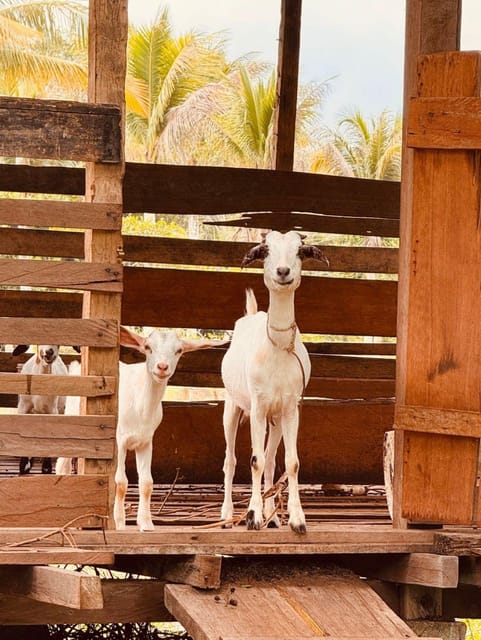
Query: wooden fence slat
[[0, 199, 122, 230], [0, 372, 116, 397], [0, 475, 109, 527], [0, 259, 122, 292], [0, 317, 118, 347], [0, 96, 120, 163], [408, 96, 481, 149], [395, 404, 481, 437], [0, 414, 115, 458]]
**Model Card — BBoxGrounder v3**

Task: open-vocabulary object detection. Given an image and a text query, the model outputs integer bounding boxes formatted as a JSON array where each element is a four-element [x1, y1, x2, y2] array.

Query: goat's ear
[[72, 346, 81, 354], [12, 345, 29, 356], [119, 326, 146, 351], [181, 337, 230, 353], [298, 244, 329, 265], [241, 242, 269, 267]]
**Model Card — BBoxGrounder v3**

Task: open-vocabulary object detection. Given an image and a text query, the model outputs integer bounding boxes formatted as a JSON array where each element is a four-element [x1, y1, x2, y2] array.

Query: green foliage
[[463, 619, 481, 639], [122, 214, 187, 238]]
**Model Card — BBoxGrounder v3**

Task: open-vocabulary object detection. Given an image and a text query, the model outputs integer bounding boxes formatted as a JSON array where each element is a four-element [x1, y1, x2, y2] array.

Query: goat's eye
[[144, 344, 152, 353], [175, 348, 182, 356]]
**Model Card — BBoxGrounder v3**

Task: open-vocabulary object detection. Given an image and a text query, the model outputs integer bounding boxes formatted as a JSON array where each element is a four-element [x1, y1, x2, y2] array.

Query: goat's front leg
[[114, 440, 128, 530], [263, 419, 282, 528], [136, 442, 154, 531], [247, 402, 267, 530], [281, 407, 306, 534], [221, 394, 242, 526]]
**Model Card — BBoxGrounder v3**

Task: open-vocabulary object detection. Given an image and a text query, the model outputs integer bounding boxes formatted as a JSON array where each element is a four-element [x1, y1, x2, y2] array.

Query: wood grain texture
[[0, 413, 115, 458], [0, 372, 116, 397], [0, 199, 121, 230], [0, 317, 118, 347], [0, 96, 120, 162], [395, 405, 481, 437], [0, 549, 114, 567], [0, 475, 109, 526]]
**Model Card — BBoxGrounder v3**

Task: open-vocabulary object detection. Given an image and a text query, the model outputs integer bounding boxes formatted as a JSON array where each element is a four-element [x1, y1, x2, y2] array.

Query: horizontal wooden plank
[[0, 372, 115, 397], [0, 414, 115, 458], [0, 269, 398, 336], [407, 96, 481, 149], [0, 258, 122, 292], [0, 228, 398, 274], [395, 404, 481, 437], [0, 199, 122, 230], [124, 163, 400, 219], [0, 549, 114, 566], [0, 317, 118, 346], [120, 399, 395, 485], [434, 532, 481, 556], [211, 211, 399, 237], [0, 565, 104, 609], [0, 163, 84, 195], [0, 96, 120, 162], [0, 475, 109, 527]]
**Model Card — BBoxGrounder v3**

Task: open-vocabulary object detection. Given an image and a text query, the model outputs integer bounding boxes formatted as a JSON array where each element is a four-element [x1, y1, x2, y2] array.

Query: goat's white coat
[[114, 328, 227, 531], [55, 359, 81, 476], [221, 230, 319, 534]]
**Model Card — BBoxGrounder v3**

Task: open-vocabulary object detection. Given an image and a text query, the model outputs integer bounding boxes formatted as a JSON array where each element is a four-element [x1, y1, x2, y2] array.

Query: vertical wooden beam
[[272, 0, 302, 171], [393, 0, 462, 528], [81, 0, 127, 526]]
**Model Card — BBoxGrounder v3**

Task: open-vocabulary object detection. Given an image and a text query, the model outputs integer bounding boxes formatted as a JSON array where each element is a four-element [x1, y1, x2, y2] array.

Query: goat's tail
[[245, 288, 258, 316]]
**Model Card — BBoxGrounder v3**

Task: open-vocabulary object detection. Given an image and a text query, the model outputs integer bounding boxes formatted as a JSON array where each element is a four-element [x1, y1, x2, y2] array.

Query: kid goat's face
[[263, 230, 304, 293], [143, 331, 184, 382]]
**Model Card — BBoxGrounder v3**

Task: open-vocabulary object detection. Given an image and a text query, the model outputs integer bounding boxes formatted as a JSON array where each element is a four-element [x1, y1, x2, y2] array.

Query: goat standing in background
[[115, 327, 228, 531], [13, 344, 69, 475], [221, 230, 326, 534]]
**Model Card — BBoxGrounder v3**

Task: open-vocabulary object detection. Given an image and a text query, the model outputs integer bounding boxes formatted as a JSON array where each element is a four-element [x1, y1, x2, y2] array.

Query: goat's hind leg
[[221, 394, 242, 526], [263, 420, 282, 528], [114, 441, 128, 530]]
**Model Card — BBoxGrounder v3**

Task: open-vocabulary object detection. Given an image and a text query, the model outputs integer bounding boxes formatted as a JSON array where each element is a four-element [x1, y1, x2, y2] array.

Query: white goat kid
[[115, 327, 227, 531], [221, 230, 325, 534], [13, 344, 69, 475], [55, 359, 81, 476]]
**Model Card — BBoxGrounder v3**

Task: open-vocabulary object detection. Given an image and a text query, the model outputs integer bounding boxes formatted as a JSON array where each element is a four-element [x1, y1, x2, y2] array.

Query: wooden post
[[393, 0, 462, 528], [80, 0, 127, 527]]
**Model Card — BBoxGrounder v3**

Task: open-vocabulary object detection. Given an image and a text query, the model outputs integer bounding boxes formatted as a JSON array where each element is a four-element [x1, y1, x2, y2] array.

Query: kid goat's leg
[[136, 441, 155, 531], [221, 394, 242, 525], [114, 441, 128, 530]]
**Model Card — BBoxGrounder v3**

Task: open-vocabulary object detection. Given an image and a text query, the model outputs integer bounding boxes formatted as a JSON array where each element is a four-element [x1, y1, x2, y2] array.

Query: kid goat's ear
[[12, 345, 30, 356], [119, 326, 146, 351]]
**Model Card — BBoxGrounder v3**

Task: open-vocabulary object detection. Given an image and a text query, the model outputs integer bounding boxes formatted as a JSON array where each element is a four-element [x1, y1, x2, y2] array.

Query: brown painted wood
[[407, 96, 481, 149], [0, 317, 117, 347], [120, 399, 394, 485], [0, 566, 104, 609], [395, 405, 481, 437], [0, 475, 109, 527], [396, 51, 481, 526], [0, 163, 84, 195], [0, 199, 121, 230], [0, 413, 115, 458], [0, 258, 122, 292], [0, 578, 171, 624], [0, 96, 120, 162], [273, 0, 302, 172], [0, 372, 115, 397], [0, 228, 399, 272]]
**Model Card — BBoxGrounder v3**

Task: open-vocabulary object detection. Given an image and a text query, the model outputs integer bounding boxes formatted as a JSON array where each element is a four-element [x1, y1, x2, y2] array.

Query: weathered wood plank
[[0, 372, 115, 397], [0, 199, 122, 230], [0, 228, 399, 274], [0, 578, 171, 624], [114, 554, 221, 589], [0, 475, 109, 527], [395, 405, 481, 437], [407, 96, 481, 149], [0, 96, 121, 162], [0, 414, 115, 458], [0, 566, 104, 609], [433, 532, 481, 556], [0, 258, 122, 292], [0, 549, 114, 567], [0, 317, 118, 347]]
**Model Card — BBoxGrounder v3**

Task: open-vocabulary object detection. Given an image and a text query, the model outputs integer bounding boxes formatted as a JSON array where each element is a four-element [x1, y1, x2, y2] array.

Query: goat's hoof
[[246, 509, 261, 530], [289, 521, 307, 535], [139, 522, 155, 532], [267, 519, 280, 528]]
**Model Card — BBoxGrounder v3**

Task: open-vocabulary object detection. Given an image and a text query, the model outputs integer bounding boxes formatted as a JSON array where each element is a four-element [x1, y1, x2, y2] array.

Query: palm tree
[[0, 0, 88, 98], [125, 7, 232, 163], [310, 109, 402, 180]]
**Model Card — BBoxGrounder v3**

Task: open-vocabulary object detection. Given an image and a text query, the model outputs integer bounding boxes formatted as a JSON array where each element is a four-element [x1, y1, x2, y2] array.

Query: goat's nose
[[277, 266, 290, 278], [156, 362, 169, 373], [45, 348, 54, 358]]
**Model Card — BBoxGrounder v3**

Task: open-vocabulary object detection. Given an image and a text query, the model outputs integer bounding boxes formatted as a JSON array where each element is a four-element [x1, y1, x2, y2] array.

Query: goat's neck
[[139, 366, 168, 412], [266, 289, 297, 350]]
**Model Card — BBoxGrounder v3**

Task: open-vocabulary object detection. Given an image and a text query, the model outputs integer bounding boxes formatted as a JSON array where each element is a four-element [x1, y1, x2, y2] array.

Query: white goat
[[220, 230, 325, 534], [55, 359, 81, 476], [115, 327, 227, 531], [13, 344, 69, 475]]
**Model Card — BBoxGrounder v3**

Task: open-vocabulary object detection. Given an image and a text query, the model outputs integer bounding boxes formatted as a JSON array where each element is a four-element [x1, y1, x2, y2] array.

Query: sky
[[127, 0, 481, 128]]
